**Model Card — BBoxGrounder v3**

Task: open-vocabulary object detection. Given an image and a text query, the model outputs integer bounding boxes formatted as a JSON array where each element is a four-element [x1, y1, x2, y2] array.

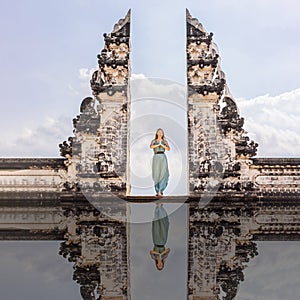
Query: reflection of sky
[[0, 0, 299, 299], [0, 241, 80, 300], [0, 226, 299, 299], [238, 241, 300, 300], [130, 204, 187, 300]]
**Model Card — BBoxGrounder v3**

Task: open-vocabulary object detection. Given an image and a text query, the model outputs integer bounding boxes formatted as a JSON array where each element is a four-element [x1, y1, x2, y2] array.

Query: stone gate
[[0, 9, 299, 300]]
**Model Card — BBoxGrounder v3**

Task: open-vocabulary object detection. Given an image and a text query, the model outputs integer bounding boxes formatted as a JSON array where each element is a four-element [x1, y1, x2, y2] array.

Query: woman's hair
[[155, 128, 165, 140], [155, 259, 164, 271]]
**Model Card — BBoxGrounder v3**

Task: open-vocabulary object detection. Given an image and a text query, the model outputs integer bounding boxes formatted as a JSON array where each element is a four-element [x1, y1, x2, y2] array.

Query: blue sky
[[0, 1, 300, 300], [0, 0, 300, 157]]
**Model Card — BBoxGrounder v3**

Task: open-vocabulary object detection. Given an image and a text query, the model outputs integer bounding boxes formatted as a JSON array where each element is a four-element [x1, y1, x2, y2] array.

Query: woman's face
[[156, 129, 164, 137], [156, 260, 164, 270]]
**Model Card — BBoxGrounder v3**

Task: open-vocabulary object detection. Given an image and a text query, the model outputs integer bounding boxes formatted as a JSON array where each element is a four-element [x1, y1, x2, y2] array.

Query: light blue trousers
[[152, 153, 169, 193], [152, 205, 169, 246]]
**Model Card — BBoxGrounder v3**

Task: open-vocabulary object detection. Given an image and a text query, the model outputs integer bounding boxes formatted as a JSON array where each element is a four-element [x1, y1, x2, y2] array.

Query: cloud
[[0, 116, 73, 157], [78, 68, 96, 81], [236, 88, 300, 157], [77, 67, 97, 94], [68, 84, 80, 96], [129, 76, 187, 195]]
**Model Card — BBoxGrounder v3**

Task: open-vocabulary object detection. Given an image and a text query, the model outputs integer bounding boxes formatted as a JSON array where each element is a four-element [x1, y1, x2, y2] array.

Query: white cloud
[[78, 67, 96, 81], [0, 116, 73, 157], [77, 67, 97, 94], [131, 73, 147, 80], [236, 88, 300, 157]]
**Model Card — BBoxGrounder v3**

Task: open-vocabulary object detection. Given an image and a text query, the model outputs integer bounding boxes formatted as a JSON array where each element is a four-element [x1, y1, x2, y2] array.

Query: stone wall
[[60, 10, 132, 197]]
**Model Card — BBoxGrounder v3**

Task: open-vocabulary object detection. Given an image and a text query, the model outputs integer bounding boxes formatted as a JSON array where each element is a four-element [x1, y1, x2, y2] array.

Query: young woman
[[149, 203, 171, 271], [149, 128, 170, 197]]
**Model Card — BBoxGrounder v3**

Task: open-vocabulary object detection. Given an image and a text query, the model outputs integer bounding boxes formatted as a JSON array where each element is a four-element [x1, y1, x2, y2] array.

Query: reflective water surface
[[0, 217, 299, 299], [130, 203, 187, 300]]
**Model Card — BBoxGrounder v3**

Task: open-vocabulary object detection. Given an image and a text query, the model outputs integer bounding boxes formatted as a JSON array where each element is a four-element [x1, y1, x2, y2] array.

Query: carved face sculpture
[[103, 65, 128, 85], [188, 65, 214, 85], [109, 42, 129, 60], [187, 42, 208, 60]]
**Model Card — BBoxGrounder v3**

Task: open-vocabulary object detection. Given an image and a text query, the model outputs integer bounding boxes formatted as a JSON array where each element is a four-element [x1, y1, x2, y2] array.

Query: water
[[130, 203, 188, 300], [0, 218, 299, 299]]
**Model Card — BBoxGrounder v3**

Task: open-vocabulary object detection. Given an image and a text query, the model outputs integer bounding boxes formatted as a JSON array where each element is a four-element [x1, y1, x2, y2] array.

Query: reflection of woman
[[150, 204, 171, 271], [149, 128, 170, 197]]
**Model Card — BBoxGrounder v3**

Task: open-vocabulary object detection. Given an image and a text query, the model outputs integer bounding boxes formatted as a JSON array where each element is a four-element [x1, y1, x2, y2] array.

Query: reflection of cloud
[[238, 241, 300, 300], [0, 241, 79, 300], [130, 204, 187, 300]]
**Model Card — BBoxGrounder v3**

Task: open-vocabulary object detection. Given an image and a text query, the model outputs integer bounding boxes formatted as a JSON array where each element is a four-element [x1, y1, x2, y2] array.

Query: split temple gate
[[0, 9, 299, 300]]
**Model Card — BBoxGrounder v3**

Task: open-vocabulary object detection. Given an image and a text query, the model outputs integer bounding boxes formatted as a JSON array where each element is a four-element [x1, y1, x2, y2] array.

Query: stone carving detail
[[59, 137, 73, 158], [218, 97, 244, 134], [90, 10, 130, 96], [59, 206, 128, 300], [188, 204, 259, 300], [59, 11, 131, 196], [252, 161, 300, 195], [59, 96, 100, 160], [216, 241, 258, 300], [186, 9, 258, 194], [186, 9, 225, 97]]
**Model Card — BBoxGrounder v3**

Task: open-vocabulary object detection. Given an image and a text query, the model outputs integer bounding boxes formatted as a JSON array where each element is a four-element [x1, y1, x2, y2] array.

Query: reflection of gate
[[0, 10, 299, 300], [185, 10, 300, 300]]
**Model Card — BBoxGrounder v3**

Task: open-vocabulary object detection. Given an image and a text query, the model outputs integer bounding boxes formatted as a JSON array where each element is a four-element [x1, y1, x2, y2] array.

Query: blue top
[[151, 248, 169, 260], [153, 139, 166, 154]]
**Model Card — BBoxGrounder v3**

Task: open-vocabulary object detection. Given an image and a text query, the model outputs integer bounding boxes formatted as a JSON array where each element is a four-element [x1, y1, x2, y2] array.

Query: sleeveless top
[[152, 246, 168, 261], [153, 139, 166, 154]]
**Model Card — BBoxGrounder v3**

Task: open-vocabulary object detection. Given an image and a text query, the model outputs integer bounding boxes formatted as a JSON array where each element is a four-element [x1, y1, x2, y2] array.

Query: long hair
[[155, 128, 165, 140]]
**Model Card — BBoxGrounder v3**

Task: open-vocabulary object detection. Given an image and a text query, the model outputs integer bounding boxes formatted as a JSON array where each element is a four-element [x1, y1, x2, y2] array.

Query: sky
[[0, 0, 300, 157], [0, 0, 300, 299]]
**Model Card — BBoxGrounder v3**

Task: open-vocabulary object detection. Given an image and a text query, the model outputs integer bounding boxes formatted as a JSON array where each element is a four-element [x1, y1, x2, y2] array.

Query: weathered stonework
[[186, 9, 258, 196], [59, 202, 129, 300], [0, 11, 132, 300], [188, 192, 300, 300], [0, 9, 299, 300], [0, 158, 130, 299], [186, 9, 300, 300], [60, 10, 131, 197]]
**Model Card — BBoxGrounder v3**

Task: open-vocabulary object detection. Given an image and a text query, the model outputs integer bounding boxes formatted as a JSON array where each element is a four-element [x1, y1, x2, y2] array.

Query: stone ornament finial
[[186, 9, 259, 196], [91, 9, 131, 97], [59, 10, 131, 200]]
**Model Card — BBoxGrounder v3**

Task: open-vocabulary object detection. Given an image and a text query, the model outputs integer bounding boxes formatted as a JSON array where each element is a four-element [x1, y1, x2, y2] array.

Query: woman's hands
[[150, 140, 160, 149], [160, 140, 170, 151], [150, 139, 170, 150]]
